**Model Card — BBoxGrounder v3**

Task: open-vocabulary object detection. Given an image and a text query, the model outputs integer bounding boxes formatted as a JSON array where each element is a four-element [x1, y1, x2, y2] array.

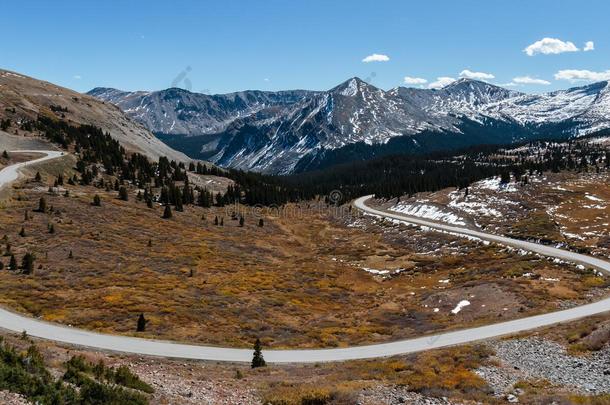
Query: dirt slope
[[0, 69, 188, 162]]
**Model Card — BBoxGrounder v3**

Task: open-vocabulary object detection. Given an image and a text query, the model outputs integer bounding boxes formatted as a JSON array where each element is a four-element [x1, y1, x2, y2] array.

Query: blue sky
[[2, 0, 609, 94]]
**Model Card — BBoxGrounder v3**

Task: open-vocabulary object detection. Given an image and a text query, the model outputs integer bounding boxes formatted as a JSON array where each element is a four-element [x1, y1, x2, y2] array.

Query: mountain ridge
[[89, 78, 610, 173]]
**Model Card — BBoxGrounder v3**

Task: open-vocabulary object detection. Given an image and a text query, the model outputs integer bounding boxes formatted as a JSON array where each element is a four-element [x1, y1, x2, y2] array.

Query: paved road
[[0, 156, 609, 363], [0, 150, 64, 190]]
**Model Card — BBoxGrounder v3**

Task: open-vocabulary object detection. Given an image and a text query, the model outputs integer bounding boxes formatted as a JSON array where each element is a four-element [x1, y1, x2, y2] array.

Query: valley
[[1, 68, 610, 404], [3, 162, 606, 349]]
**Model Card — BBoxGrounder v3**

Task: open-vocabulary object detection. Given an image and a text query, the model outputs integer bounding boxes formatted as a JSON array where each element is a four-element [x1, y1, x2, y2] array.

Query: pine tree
[[48, 223, 55, 234], [19, 227, 25, 237], [162, 204, 173, 219], [258, 218, 264, 227], [9, 254, 17, 270], [214, 216, 219, 226], [1, 150, 8, 159], [34, 171, 42, 182], [251, 338, 266, 368], [146, 197, 153, 209], [147, 239, 152, 247], [136, 313, 146, 332], [239, 216, 245, 227], [37, 197, 47, 213], [21, 253, 34, 275], [68, 250, 73, 259], [24, 210, 29, 221], [118, 186, 129, 201], [220, 217, 224, 226], [175, 193, 184, 212], [92, 194, 101, 206]]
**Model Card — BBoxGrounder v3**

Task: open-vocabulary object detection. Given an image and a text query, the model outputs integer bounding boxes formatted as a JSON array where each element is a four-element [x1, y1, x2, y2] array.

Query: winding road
[[0, 151, 609, 363]]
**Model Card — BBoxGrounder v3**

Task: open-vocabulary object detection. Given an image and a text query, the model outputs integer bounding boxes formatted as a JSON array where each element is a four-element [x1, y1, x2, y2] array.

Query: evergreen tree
[[136, 313, 146, 332], [37, 197, 47, 213], [146, 198, 153, 209], [220, 217, 224, 226], [48, 223, 55, 234], [19, 227, 25, 237], [162, 204, 173, 219], [24, 210, 29, 221], [239, 216, 245, 227], [9, 254, 17, 270], [92, 194, 102, 206], [251, 338, 266, 368], [0, 261, 3, 270], [21, 253, 34, 275], [118, 186, 129, 201], [258, 218, 264, 227], [34, 172, 42, 182], [175, 190, 184, 212], [1, 150, 8, 159], [214, 216, 219, 226], [68, 250, 73, 259]]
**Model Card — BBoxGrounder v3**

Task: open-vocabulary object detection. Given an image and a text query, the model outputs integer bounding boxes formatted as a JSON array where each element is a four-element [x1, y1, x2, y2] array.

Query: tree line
[[31, 116, 610, 208]]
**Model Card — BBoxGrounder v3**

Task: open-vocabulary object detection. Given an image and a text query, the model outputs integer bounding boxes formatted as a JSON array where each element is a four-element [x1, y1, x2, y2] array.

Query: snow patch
[[390, 203, 467, 226], [451, 300, 471, 314]]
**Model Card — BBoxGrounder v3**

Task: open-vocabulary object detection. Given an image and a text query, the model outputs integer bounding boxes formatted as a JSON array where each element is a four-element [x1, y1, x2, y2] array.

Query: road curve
[[0, 150, 64, 190], [0, 157, 609, 363]]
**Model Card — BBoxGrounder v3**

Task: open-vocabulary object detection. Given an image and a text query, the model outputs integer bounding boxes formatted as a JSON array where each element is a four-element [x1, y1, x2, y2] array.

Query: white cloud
[[512, 76, 551, 85], [554, 69, 610, 82], [362, 53, 390, 63], [459, 69, 495, 80], [524, 37, 579, 56], [264, 78, 270, 82], [73, 75, 82, 80], [584, 41, 595, 51], [403, 76, 427, 85], [428, 76, 456, 89]]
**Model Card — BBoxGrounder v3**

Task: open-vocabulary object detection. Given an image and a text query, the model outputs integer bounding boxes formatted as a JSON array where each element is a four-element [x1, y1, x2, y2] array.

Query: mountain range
[[89, 78, 610, 174]]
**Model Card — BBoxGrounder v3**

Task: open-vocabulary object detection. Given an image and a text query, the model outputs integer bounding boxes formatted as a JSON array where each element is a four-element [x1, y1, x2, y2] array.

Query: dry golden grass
[[0, 174, 606, 349], [259, 345, 494, 404]]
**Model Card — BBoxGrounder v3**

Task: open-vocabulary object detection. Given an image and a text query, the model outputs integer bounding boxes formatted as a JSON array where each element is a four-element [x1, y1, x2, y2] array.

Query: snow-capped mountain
[[480, 81, 610, 134], [87, 87, 315, 136], [88, 78, 610, 174]]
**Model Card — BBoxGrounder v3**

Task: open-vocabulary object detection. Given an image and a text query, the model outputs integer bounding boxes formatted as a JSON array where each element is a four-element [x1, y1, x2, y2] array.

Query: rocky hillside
[[0, 69, 188, 162], [89, 77, 610, 174]]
